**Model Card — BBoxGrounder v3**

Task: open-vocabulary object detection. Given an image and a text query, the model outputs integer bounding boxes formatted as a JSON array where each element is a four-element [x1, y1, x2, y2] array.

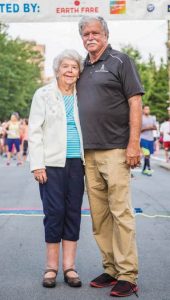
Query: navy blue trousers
[[39, 158, 84, 243]]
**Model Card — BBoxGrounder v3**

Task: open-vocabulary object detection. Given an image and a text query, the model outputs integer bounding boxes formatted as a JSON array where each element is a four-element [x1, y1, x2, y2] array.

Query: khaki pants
[[85, 149, 138, 284]]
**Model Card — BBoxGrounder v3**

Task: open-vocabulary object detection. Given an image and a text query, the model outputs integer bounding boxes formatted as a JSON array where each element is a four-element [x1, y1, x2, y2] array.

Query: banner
[[0, 0, 169, 22]]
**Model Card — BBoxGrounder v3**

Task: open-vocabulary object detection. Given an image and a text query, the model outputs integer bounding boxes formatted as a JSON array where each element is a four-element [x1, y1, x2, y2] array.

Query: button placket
[[90, 64, 94, 75]]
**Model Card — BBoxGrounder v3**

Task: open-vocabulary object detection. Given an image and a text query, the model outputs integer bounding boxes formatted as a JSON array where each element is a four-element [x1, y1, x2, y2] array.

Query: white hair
[[53, 49, 84, 76], [78, 15, 109, 39]]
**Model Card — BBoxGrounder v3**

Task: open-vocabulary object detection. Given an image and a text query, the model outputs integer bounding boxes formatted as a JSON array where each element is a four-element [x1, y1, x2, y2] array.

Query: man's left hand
[[126, 142, 141, 168]]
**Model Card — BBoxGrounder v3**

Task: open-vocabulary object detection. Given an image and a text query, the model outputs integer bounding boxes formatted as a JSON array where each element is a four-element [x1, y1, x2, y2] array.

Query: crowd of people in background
[[0, 112, 28, 165], [0, 107, 169, 168]]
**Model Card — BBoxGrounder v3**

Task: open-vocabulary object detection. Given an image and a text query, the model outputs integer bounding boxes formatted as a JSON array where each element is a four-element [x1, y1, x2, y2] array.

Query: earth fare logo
[[56, 1, 99, 14], [110, 0, 126, 14]]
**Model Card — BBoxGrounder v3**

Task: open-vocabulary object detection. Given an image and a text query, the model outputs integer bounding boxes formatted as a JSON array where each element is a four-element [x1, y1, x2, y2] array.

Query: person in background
[[19, 119, 24, 154], [1, 121, 8, 158], [22, 119, 29, 162], [5, 112, 22, 166], [28, 49, 84, 289], [0, 122, 3, 155], [140, 105, 157, 176], [152, 120, 160, 155], [77, 15, 144, 298], [160, 107, 170, 163]]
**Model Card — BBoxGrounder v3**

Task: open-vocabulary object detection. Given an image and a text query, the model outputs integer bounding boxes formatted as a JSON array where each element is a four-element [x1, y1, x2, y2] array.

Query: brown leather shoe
[[42, 269, 58, 288], [64, 268, 82, 287]]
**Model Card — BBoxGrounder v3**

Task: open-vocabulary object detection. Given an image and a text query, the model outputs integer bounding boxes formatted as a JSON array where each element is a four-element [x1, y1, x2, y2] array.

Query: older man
[[77, 16, 144, 297]]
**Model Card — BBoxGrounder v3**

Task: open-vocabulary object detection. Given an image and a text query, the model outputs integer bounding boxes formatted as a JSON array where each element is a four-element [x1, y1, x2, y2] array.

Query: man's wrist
[[128, 138, 140, 144]]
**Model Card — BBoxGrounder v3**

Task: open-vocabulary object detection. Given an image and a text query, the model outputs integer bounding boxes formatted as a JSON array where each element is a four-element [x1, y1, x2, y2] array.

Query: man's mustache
[[86, 40, 98, 45]]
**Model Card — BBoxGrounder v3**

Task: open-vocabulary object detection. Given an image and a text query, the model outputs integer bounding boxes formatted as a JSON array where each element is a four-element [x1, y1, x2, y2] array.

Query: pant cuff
[[117, 275, 138, 285], [104, 268, 117, 278], [45, 238, 61, 243]]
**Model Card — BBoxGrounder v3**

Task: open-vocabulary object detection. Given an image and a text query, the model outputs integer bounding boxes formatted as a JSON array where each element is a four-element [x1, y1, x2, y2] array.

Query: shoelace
[[130, 283, 139, 298]]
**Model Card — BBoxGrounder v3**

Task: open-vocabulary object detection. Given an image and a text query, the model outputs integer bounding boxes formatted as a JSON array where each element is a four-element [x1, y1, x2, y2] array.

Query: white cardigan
[[28, 80, 84, 171]]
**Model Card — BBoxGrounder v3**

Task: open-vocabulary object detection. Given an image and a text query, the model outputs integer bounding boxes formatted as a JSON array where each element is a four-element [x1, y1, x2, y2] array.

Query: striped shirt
[[63, 95, 81, 158]]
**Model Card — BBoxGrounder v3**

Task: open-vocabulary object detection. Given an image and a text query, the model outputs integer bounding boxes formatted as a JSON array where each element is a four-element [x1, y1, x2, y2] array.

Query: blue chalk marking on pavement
[[0, 210, 43, 215], [134, 208, 143, 213], [0, 208, 143, 216], [0, 209, 91, 216], [82, 209, 91, 215]]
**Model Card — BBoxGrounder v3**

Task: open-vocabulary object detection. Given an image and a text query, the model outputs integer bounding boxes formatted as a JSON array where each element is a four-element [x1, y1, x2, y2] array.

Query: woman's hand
[[33, 169, 47, 184]]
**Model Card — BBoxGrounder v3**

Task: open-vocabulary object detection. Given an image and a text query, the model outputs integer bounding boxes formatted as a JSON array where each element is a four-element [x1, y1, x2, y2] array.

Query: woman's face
[[57, 58, 80, 86]]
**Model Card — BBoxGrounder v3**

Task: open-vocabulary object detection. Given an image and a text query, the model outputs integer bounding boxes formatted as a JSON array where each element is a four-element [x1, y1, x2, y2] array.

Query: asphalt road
[[0, 156, 169, 300]]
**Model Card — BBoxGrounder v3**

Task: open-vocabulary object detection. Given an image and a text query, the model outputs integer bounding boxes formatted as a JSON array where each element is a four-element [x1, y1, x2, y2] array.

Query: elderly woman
[[28, 49, 84, 288]]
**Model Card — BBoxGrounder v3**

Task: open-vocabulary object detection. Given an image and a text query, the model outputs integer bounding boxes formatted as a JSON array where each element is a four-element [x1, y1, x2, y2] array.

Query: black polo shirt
[[77, 45, 144, 150]]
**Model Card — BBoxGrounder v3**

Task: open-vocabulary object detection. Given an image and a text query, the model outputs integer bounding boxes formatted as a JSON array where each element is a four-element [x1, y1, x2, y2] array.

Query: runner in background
[[160, 107, 170, 163], [153, 120, 160, 155], [22, 119, 29, 162], [5, 112, 22, 166], [1, 121, 8, 157], [140, 105, 157, 176], [0, 122, 4, 155]]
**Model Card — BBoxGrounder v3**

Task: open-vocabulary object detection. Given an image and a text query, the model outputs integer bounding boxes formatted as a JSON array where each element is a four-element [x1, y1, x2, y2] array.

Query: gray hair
[[11, 112, 19, 120], [53, 49, 84, 76], [78, 16, 109, 39]]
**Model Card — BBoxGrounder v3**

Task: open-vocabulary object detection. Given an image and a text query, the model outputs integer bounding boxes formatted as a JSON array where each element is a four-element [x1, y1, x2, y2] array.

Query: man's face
[[81, 21, 107, 55]]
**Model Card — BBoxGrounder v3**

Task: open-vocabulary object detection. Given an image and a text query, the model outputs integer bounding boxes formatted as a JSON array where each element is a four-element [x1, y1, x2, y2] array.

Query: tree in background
[[0, 29, 168, 122], [0, 24, 43, 120], [121, 45, 168, 121]]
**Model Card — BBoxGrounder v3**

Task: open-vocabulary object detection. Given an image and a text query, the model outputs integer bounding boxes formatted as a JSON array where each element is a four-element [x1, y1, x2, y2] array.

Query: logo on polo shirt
[[95, 64, 109, 73]]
